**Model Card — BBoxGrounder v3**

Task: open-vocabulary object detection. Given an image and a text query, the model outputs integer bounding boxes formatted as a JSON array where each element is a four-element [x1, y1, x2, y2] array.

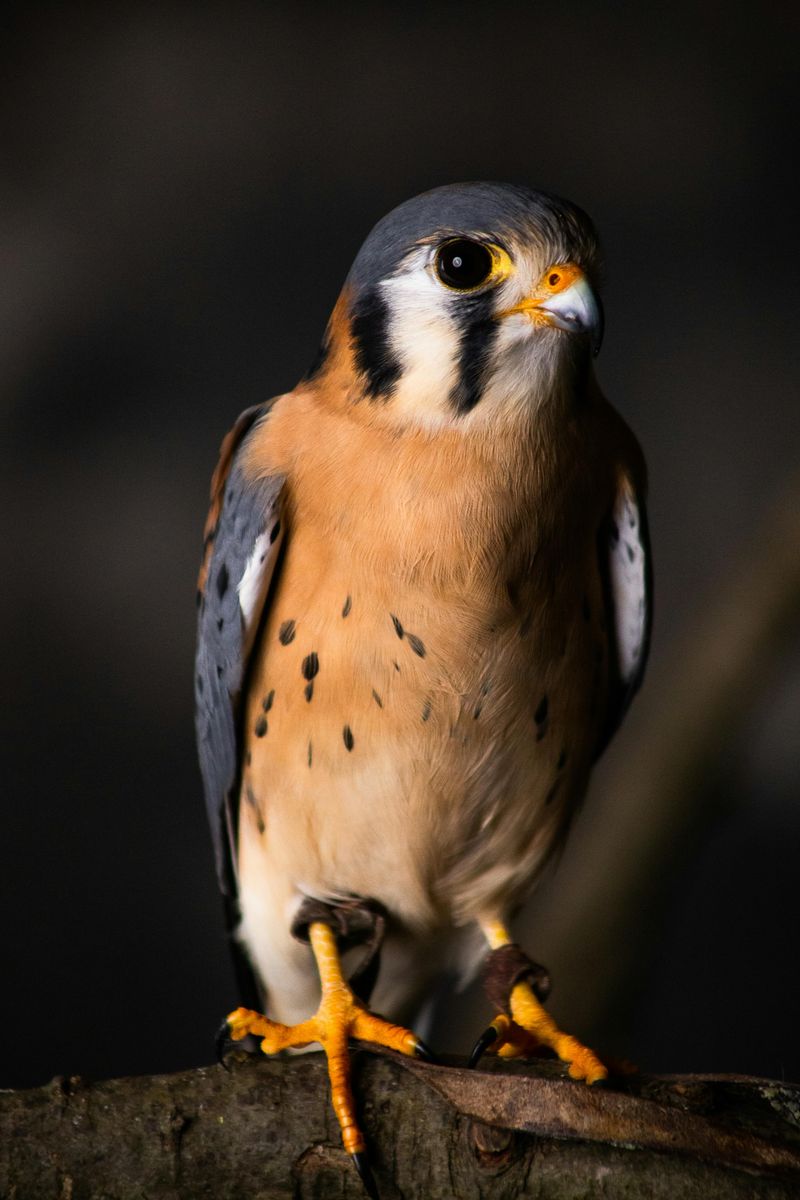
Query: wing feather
[[194, 402, 286, 901]]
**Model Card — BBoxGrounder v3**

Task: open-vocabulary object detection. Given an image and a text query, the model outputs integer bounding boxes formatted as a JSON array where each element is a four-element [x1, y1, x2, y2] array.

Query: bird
[[195, 181, 651, 1196]]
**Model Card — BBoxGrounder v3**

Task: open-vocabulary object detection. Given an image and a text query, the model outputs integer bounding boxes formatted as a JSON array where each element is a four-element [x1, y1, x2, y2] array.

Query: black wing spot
[[270, 520, 281, 544], [304, 681, 314, 702], [342, 595, 352, 618], [254, 716, 268, 737], [626, 542, 636, 563], [343, 725, 354, 751], [217, 617, 224, 632], [196, 673, 204, 694], [262, 690, 275, 712], [391, 614, 404, 639], [302, 653, 320, 681], [422, 698, 432, 722], [557, 748, 568, 770], [535, 694, 549, 725], [372, 689, 383, 708], [216, 563, 230, 599], [308, 740, 313, 767], [278, 620, 296, 645]]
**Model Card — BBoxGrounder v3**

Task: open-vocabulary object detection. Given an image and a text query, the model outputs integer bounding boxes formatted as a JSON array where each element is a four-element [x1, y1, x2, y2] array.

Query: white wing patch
[[238, 519, 284, 658], [608, 477, 647, 686]]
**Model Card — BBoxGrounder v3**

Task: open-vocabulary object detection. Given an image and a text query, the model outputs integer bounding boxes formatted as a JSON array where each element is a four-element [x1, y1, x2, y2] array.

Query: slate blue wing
[[195, 401, 286, 907]]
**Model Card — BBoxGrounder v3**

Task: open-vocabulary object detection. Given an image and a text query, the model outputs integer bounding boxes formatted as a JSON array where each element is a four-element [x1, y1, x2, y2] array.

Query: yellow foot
[[470, 984, 607, 1084], [220, 923, 430, 1197]]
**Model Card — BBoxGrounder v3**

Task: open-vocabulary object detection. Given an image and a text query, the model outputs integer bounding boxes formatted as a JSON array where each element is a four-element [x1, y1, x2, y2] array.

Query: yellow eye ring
[[434, 239, 513, 293]]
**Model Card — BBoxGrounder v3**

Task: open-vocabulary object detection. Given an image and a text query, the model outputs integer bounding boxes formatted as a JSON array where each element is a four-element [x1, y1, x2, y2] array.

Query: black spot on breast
[[304, 681, 314, 702], [557, 749, 568, 770], [196, 673, 204, 694], [343, 725, 354, 751], [351, 288, 402, 399], [308, 740, 313, 767], [545, 778, 561, 807], [342, 595, 352, 618], [278, 620, 296, 645], [216, 617, 224, 632], [609, 519, 619, 544], [245, 785, 265, 833], [393, 661, 400, 672], [216, 563, 230, 599], [391, 614, 404, 639], [372, 689, 383, 708], [535, 694, 549, 740], [270, 520, 281, 544], [422, 698, 432, 722], [254, 716, 267, 737], [626, 542, 636, 563], [302, 653, 320, 681], [262, 690, 275, 712], [406, 633, 426, 658]]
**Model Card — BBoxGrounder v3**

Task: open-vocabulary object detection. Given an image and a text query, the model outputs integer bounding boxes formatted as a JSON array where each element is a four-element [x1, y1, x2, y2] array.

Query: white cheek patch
[[608, 479, 647, 685], [379, 267, 459, 427]]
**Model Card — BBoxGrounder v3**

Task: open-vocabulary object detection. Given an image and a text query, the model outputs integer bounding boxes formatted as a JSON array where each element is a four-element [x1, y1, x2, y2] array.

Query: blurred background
[[2, 1, 798, 1090]]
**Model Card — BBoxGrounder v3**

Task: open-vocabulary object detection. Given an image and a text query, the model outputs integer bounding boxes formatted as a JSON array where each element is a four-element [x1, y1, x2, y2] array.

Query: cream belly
[[235, 526, 607, 1015]]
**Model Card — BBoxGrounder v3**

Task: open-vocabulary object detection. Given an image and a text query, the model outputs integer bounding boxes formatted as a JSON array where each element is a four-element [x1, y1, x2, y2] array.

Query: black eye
[[435, 239, 494, 290]]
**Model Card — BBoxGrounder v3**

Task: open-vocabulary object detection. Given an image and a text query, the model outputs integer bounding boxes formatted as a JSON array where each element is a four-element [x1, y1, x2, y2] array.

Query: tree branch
[[2, 1051, 799, 1198]]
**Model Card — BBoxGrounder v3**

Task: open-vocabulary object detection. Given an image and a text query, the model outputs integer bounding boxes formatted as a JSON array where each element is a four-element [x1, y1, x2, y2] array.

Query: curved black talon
[[352, 1150, 380, 1199], [414, 1037, 438, 1064], [215, 1019, 232, 1071], [467, 1024, 499, 1069]]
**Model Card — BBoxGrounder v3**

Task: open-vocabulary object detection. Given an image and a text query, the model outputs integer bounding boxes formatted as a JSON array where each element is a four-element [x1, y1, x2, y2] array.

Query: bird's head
[[306, 182, 603, 431]]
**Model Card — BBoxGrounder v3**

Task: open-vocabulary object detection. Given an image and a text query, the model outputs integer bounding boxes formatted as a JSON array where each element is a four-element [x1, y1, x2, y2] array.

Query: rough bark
[[2, 1050, 799, 1199]]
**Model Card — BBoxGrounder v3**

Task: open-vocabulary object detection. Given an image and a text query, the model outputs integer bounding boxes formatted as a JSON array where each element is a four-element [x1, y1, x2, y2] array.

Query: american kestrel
[[196, 182, 651, 1195]]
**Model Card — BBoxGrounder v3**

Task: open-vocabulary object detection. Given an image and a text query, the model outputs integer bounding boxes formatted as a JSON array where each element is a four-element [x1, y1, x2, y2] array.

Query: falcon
[[195, 182, 651, 1195]]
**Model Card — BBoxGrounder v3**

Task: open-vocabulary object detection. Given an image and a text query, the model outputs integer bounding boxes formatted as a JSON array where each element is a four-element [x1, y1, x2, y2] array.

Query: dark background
[[2, 1, 798, 1090]]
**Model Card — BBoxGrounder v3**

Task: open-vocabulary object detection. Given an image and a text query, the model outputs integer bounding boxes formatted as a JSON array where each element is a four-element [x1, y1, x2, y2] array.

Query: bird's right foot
[[219, 920, 432, 1199]]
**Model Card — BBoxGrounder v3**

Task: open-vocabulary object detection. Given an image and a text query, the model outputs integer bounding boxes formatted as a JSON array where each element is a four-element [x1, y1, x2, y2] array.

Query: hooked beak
[[501, 263, 604, 356]]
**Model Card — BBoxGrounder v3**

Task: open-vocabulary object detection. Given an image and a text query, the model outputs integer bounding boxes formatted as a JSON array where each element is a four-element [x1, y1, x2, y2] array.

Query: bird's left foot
[[469, 993, 607, 1082], [470, 926, 607, 1083]]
